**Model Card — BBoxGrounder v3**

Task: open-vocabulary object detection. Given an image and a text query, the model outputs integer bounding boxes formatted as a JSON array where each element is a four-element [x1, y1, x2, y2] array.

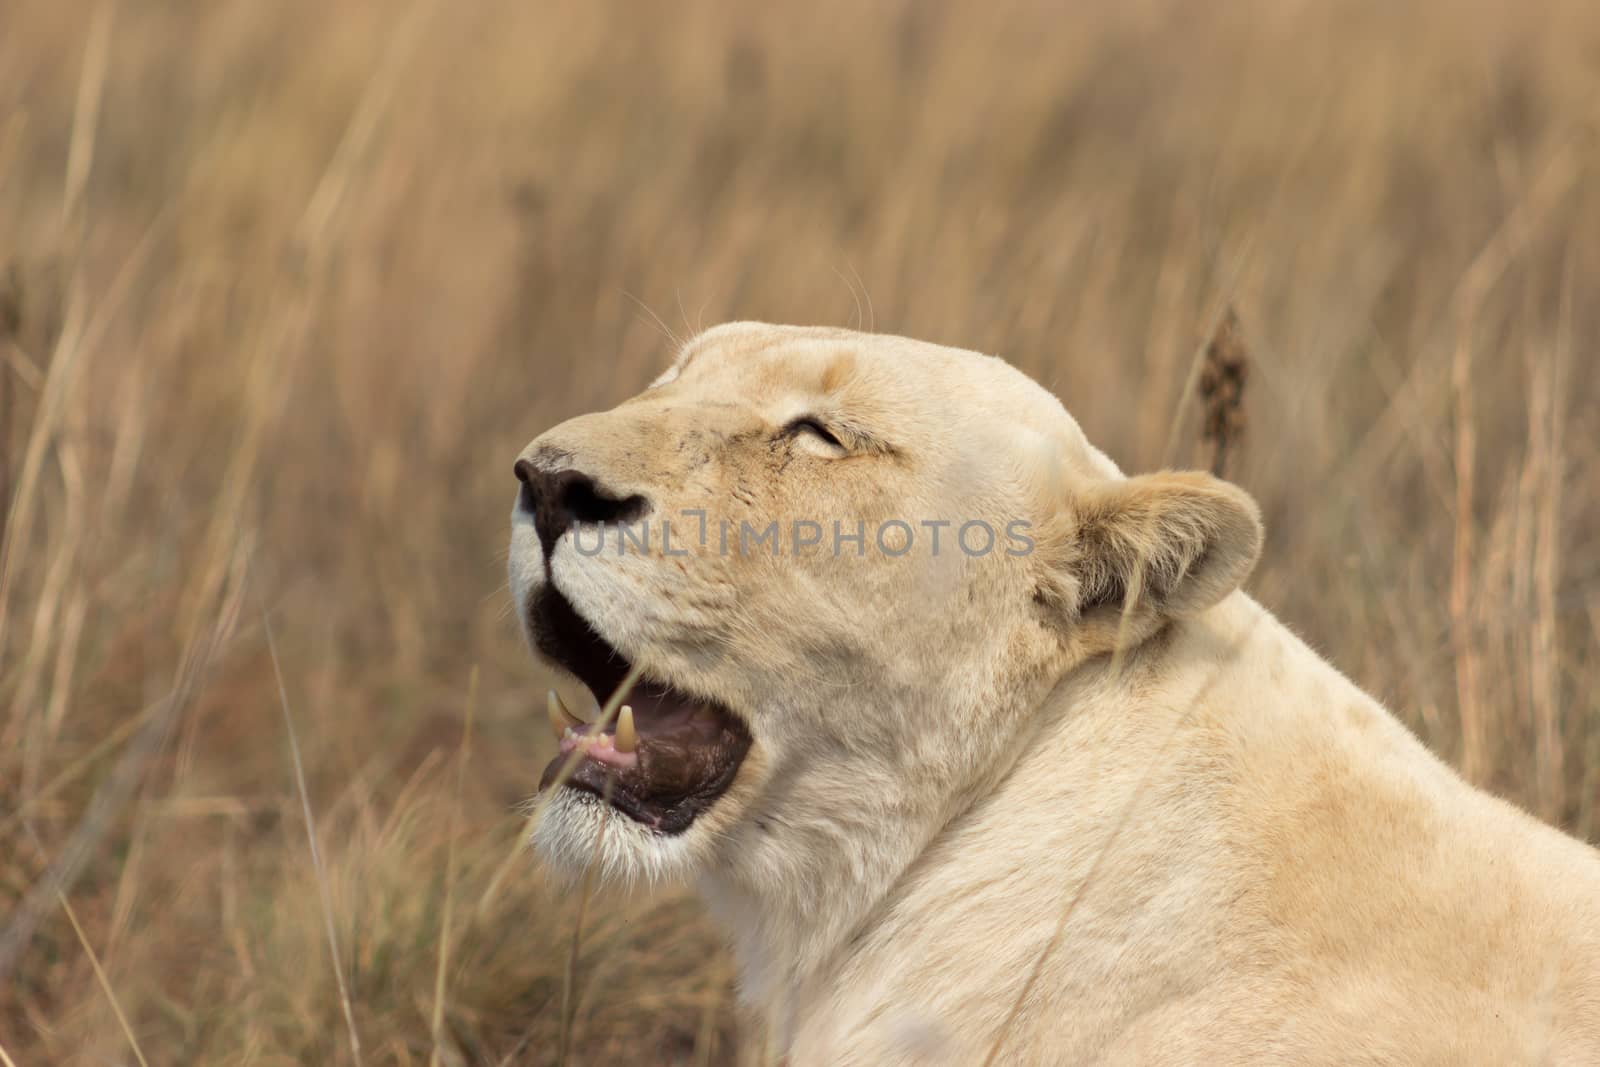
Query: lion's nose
[[514, 460, 650, 559]]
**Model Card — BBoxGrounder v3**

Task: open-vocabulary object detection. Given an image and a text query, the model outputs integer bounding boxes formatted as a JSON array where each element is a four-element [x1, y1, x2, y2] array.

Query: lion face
[[509, 323, 1260, 891]]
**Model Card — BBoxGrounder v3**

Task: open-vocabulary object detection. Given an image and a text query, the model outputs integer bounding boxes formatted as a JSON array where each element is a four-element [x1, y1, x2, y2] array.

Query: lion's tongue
[[539, 689, 739, 798], [557, 728, 638, 769]]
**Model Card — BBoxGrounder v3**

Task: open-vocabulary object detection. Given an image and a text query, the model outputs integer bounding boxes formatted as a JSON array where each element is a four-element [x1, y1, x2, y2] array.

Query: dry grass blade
[[474, 662, 645, 922], [58, 889, 149, 1067], [1530, 248, 1573, 822], [0, 204, 171, 655], [1449, 326, 1486, 782], [1198, 307, 1249, 478], [1444, 147, 1576, 786], [559, 773, 615, 1067], [0, 695, 162, 841], [429, 666, 478, 1067], [986, 373, 1256, 1060], [262, 599, 364, 1067], [1159, 255, 1253, 470], [986, 552, 1150, 1061], [978, 766, 1158, 1066], [297, 0, 434, 251], [692, 958, 728, 1067], [0, 540, 247, 983], [0, 1036, 17, 1067], [60, 2, 114, 228], [981, 613, 1261, 1065]]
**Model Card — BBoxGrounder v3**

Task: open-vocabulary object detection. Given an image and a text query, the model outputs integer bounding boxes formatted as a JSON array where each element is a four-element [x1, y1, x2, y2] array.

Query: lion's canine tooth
[[548, 689, 586, 738], [615, 704, 637, 753]]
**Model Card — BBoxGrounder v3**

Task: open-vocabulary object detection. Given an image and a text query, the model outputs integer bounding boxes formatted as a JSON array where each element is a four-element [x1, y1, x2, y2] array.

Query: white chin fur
[[531, 787, 702, 888]]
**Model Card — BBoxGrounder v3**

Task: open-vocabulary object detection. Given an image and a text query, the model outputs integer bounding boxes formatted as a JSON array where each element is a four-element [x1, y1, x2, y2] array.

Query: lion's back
[[1220, 627, 1600, 1062]]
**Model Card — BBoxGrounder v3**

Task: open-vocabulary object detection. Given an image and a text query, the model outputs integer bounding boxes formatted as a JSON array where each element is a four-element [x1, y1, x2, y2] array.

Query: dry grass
[[2, 1, 1598, 1062]]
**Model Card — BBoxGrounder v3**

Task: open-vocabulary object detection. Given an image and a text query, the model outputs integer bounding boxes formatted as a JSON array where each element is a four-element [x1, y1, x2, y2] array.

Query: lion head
[[508, 322, 1260, 979]]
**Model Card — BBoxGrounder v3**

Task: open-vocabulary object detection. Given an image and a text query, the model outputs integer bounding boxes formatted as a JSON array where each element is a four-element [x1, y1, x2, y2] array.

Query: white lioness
[[509, 323, 1600, 1065]]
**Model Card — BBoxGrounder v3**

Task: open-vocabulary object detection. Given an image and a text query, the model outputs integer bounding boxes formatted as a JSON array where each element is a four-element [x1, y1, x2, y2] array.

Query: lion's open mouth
[[528, 586, 750, 834]]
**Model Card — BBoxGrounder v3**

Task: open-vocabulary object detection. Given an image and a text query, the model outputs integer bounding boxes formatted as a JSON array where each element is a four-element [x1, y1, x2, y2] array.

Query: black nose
[[514, 460, 650, 559]]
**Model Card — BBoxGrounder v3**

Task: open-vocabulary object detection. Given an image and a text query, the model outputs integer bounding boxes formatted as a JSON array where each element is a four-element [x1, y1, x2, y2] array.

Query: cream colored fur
[[510, 323, 1600, 1065]]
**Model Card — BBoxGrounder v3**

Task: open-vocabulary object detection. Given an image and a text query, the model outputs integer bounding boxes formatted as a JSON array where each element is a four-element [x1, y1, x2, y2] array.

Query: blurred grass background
[[2, 0, 1598, 1062]]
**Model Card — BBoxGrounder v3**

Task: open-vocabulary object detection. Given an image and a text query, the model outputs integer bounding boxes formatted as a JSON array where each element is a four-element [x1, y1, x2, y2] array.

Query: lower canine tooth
[[548, 689, 586, 738], [615, 705, 637, 753]]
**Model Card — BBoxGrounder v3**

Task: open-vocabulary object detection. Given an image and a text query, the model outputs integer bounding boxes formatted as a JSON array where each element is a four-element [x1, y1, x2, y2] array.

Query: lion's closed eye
[[783, 416, 847, 454]]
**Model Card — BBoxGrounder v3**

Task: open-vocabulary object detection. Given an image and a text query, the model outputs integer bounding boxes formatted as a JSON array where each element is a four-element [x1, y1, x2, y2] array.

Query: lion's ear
[[1065, 472, 1262, 623]]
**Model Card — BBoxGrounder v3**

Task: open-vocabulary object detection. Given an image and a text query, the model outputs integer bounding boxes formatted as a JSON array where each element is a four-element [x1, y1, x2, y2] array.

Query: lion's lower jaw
[[531, 788, 703, 888]]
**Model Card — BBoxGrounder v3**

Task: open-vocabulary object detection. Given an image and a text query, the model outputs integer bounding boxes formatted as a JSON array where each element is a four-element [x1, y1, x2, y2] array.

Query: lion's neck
[[696, 717, 988, 1030], [702, 594, 1296, 1055]]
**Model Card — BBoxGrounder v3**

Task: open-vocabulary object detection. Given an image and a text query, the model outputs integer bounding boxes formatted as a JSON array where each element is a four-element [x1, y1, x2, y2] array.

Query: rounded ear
[[1069, 471, 1262, 621]]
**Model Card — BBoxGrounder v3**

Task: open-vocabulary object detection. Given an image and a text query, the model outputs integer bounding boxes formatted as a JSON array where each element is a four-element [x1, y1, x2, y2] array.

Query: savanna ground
[[2, 1, 1598, 1063]]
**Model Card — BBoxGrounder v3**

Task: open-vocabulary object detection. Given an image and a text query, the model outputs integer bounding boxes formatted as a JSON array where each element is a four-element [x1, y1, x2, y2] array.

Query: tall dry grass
[[2, 1, 1598, 1062]]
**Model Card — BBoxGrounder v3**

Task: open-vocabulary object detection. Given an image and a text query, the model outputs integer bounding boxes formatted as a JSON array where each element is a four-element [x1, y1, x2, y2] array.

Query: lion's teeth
[[615, 705, 637, 753], [548, 689, 586, 738]]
